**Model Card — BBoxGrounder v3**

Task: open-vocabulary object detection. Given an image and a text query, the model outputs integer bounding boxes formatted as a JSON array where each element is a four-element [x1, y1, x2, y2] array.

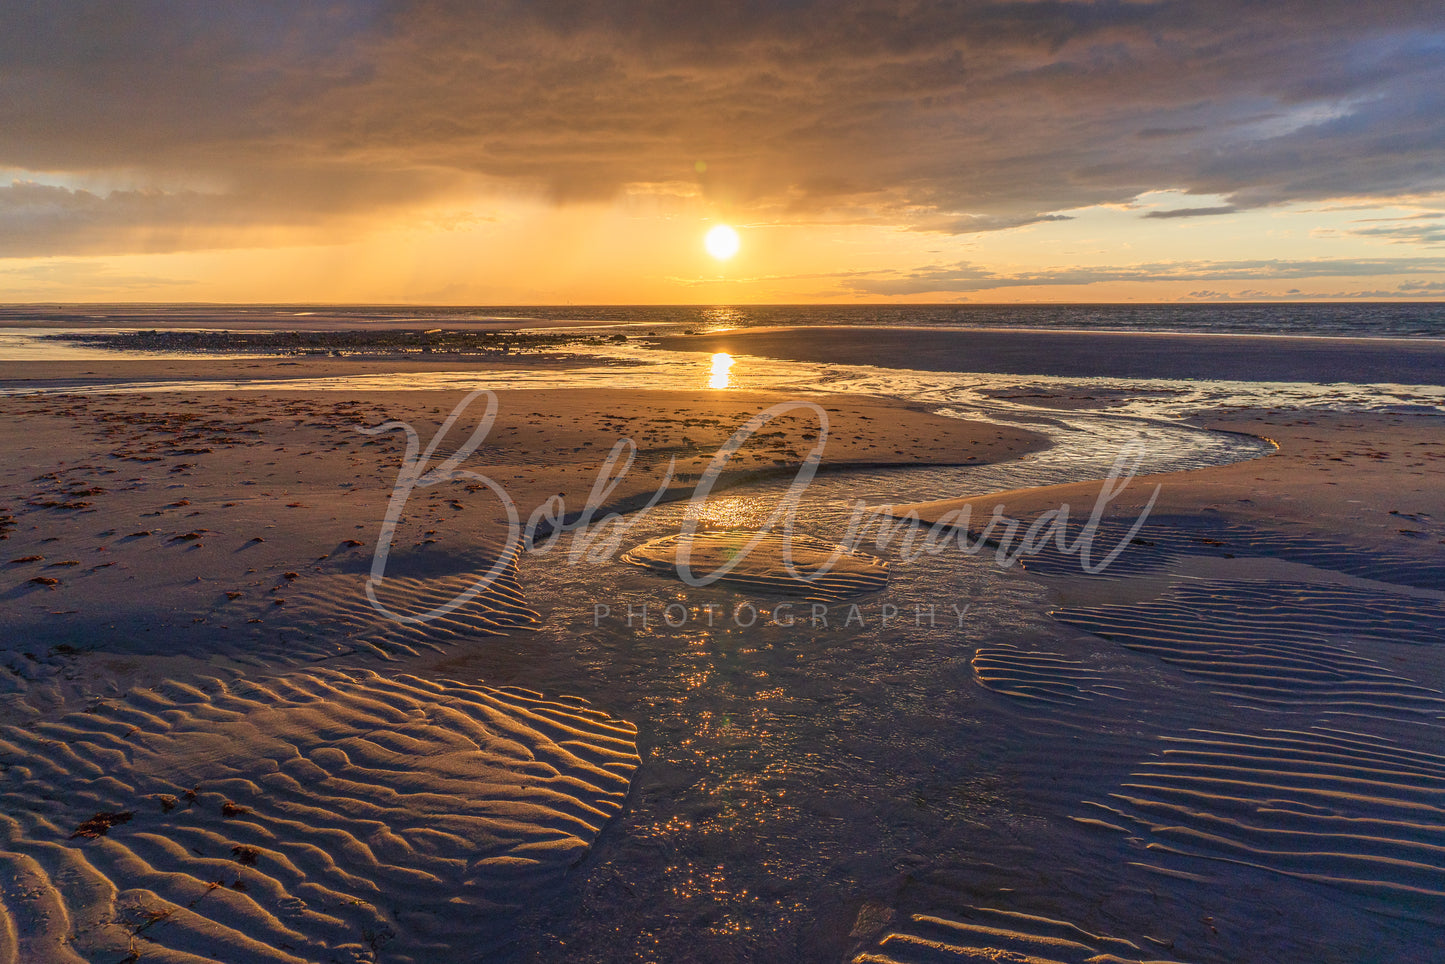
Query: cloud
[[1183, 280, 1445, 299], [0, 170, 459, 257], [907, 213, 1075, 234], [1142, 206, 1240, 219], [2, 3, 1445, 255], [0, 258, 194, 293], [1342, 211, 1445, 245], [1398, 278, 1445, 293], [845, 256, 1445, 296], [0, 181, 240, 257]]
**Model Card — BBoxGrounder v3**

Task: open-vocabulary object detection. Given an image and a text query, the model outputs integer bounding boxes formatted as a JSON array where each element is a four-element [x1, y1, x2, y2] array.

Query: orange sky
[[2, 4, 1443, 304]]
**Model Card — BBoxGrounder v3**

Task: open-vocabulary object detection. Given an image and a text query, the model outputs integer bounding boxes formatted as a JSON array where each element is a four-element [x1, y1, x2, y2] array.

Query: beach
[[9, 1, 1445, 960], [2, 320, 1444, 963]]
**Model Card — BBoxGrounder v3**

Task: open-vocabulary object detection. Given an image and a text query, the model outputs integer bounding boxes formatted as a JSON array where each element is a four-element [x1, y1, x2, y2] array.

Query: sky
[[2, 1, 1444, 304]]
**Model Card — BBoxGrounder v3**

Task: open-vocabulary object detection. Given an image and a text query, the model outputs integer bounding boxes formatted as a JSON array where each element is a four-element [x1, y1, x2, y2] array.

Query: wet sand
[[3, 328, 1444, 963], [0, 356, 628, 390], [890, 409, 1445, 557], [0, 364, 1046, 961], [660, 325, 1445, 384]]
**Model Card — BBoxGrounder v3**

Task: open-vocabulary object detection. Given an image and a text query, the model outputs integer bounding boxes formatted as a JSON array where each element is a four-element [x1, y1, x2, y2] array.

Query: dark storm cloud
[[2, 2, 1444, 255]]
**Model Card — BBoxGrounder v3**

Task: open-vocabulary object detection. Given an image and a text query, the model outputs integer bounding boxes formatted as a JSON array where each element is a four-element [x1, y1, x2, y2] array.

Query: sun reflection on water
[[699, 306, 745, 331], [708, 351, 735, 389]]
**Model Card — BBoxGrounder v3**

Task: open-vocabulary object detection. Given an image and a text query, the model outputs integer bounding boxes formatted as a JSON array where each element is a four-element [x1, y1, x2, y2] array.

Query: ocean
[[2, 301, 1445, 338]]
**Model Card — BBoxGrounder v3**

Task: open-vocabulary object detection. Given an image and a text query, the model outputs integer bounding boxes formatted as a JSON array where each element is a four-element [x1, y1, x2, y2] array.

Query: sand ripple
[[620, 530, 889, 600], [1053, 581, 1445, 718], [853, 904, 1187, 963], [264, 545, 540, 662], [1015, 515, 1445, 589], [1081, 726, 1445, 903], [0, 668, 638, 963], [0, 546, 540, 707], [970, 644, 1124, 706]]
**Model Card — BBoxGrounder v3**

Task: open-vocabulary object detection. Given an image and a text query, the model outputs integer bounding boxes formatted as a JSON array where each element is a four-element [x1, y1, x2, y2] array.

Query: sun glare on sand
[[705, 224, 741, 260]]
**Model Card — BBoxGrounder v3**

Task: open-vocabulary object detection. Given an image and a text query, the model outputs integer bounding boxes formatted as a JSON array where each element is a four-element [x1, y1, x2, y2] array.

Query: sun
[[704, 224, 740, 260]]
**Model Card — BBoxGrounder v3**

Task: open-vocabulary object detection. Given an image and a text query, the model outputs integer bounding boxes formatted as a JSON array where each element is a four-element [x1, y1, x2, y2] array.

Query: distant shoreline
[[2, 301, 1444, 340]]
